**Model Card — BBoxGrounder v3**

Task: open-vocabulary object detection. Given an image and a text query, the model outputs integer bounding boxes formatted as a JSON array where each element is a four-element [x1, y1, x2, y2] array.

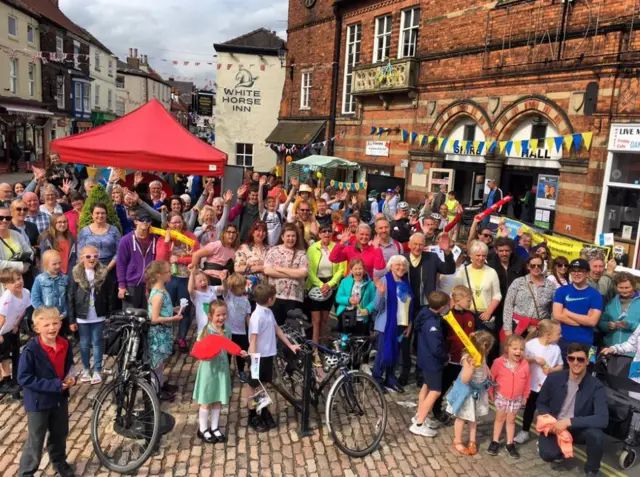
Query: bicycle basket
[[103, 314, 134, 357]]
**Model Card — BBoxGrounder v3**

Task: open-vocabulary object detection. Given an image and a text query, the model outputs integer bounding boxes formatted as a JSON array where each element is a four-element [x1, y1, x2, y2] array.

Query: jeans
[[539, 427, 604, 473], [166, 275, 191, 341], [19, 401, 69, 476], [78, 321, 105, 372]]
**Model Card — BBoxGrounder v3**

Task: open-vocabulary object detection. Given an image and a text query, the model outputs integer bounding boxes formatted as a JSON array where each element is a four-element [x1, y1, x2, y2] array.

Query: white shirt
[[248, 304, 277, 357], [193, 286, 217, 335], [263, 209, 282, 246], [0, 288, 30, 335], [225, 291, 251, 335], [525, 338, 563, 392]]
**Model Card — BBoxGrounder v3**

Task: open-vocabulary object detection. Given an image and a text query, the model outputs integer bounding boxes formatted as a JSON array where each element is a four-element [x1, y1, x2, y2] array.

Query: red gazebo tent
[[51, 99, 226, 176]]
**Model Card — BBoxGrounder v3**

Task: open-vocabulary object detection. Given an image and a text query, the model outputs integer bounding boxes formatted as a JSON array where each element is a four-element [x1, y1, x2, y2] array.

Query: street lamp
[[277, 47, 287, 68]]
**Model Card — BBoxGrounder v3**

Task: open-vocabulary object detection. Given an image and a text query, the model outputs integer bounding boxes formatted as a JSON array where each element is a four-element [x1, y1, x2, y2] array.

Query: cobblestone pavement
[[0, 344, 603, 477]]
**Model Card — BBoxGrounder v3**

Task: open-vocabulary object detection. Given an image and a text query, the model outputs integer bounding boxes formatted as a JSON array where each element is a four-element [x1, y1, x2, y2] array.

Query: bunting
[[329, 180, 368, 191], [370, 126, 596, 156], [264, 131, 346, 156]]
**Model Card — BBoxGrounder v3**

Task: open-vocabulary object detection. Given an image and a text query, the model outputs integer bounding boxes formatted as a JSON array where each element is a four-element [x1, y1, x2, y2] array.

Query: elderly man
[[22, 192, 50, 234], [0, 183, 13, 208], [587, 256, 616, 307], [10, 199, 38, 248], [372, 217, 403, 277], [537, 342, 608, 477], [148, 180, 164, 210], [400, 232, 456, 387]]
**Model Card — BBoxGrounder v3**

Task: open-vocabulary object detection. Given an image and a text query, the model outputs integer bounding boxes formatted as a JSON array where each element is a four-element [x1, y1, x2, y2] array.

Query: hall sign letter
[[222, 68, 262, 113]]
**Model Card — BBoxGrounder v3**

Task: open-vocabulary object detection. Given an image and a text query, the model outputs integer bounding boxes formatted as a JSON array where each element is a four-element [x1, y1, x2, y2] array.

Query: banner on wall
[[535, 174, 559, 211], [489, 216, 609, 261]]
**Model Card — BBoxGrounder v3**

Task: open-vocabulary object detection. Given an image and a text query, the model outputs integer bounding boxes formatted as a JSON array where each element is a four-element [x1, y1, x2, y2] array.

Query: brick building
[[276, 0, 640, 264]]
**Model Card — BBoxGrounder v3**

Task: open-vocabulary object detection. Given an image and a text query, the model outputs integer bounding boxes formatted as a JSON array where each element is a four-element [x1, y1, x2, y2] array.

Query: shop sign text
[[609, 124, 640, 151], [221, 68, 261, 113], [452, 144, 552, 159]]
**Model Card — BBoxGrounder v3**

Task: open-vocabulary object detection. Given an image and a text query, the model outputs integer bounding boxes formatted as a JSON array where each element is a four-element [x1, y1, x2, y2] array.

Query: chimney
[[128, 48, 133, 58], [133, 48, 138, 58]]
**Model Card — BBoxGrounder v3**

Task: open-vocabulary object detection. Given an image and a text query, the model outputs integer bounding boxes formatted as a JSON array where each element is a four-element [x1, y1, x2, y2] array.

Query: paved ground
[[0, 172, 33, 185], [2, 337, 630, 477]]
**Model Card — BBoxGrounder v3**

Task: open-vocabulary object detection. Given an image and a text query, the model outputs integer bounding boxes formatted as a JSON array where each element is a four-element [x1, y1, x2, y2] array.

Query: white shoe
[[425, 417, 440, 429], [409, 423, 438, 437], [79, 369, 91, 383], [514, 430, 530, 445]]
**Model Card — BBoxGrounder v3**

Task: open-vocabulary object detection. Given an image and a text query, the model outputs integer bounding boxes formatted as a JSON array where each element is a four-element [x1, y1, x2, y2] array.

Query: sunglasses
[[556, 264, 568, 269], [299, 209, 310, 212], [84, 254, 99, 259], [529, 263, 543, 269], [480, 233, 493, 238], [320, 229, 332, 234], [567, 355, 587, 364], [14, 207, 27, 212], [0, 216, 11, 221], [137, 217, 152, 223]]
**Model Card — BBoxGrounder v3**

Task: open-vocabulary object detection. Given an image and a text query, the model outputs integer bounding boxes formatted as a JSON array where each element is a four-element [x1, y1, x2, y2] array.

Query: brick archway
[[493, 95, 574, 140], [429, 100, 492, 139]]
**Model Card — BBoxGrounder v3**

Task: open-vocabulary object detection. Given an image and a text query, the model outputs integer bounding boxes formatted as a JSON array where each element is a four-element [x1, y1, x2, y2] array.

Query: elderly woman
[[454, 240, 502, 330], [264, 223, 309, 325], [371, 255, 413, 393], [502, 254, 556, 340], [40, 184, 64, 215], [598, 272, 640, 353], [235, 221, 269, 300], [194, 191, 232, 246]]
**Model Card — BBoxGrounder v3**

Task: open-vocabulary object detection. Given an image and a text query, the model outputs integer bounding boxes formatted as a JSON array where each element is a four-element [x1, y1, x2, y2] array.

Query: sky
[[58, 0, 288, 88]]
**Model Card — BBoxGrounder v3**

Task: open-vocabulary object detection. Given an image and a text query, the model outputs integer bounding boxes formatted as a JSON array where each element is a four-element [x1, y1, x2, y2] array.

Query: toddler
[[218, 273, 251, 382], [488, 334, 531, 459], [31, 250, 69, 332]]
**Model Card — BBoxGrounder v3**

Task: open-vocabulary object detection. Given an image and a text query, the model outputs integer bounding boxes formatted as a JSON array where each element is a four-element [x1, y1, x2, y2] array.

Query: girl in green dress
[[193, 299, 247, 443], [146, 260, 184, 398]]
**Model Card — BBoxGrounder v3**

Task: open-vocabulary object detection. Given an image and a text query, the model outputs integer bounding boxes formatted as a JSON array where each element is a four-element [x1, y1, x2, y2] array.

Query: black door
[[501, 166, 558, 221], [366, 174, 405, 199]]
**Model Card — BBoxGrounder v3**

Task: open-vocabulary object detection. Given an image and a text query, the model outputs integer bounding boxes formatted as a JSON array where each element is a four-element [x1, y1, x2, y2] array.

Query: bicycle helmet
[[308, 286, 332, 302]]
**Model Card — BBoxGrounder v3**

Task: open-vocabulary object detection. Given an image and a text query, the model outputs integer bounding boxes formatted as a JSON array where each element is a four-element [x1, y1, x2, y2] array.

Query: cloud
[[58, 0, 288, 87]]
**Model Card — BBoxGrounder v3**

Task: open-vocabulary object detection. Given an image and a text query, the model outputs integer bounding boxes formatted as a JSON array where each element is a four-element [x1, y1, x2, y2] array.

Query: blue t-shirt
[[553, 284, 603, 344], [487, 189, 496, 208]]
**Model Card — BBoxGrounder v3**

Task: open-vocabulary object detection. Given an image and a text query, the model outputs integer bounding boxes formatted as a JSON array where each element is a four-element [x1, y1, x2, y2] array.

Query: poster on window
[[535, 174, 559, 210]]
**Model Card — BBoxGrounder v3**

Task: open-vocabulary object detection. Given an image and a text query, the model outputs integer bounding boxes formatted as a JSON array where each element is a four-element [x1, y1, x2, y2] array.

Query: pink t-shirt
[[204, 240, 236, 266]]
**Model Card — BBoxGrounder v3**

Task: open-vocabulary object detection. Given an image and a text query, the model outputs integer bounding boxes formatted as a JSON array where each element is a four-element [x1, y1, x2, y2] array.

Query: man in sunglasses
[[553, 258, 603, 359], [536, 342, 608, 477], [116, 210, 158, 309]]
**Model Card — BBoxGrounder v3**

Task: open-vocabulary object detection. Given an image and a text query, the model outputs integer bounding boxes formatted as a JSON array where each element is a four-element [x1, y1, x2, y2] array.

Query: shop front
[[0, 100, 53, 171], [597, 123, 640, 268], [92, 111, 118, 127]]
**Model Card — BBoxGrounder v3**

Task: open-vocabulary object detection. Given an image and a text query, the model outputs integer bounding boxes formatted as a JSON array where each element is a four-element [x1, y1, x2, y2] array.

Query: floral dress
[[147, 288, 174, 368], [192, 324, 233, 406], [264, 245, 308, 302]]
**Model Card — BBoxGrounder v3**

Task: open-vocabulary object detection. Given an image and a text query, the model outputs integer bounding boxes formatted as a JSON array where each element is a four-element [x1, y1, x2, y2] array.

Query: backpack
[[262, 210, 282, 224], [359, 202, 372, 224]]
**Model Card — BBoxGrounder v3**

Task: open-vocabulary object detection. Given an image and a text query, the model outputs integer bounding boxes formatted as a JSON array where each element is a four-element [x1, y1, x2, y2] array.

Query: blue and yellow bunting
[[329, 180, 367, 191]]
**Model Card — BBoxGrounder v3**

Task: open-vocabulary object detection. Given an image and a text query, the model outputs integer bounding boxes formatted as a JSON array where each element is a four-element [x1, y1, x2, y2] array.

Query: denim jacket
[[446, 375, 492, 415], [31, 272, 69, 317]]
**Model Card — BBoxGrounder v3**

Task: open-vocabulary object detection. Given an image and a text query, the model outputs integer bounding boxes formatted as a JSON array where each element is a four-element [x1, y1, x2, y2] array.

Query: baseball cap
[[386, 188, 393, 193], [569, 258, 589, 271], [398, 201, 409, 211]]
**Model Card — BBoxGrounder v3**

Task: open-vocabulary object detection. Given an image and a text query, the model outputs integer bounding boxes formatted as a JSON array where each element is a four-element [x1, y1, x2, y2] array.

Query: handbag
[[463, 265, 494, 331], [0, 237, 31, 263], [340, 308, 358, 329], [499, 279, 542, 342]]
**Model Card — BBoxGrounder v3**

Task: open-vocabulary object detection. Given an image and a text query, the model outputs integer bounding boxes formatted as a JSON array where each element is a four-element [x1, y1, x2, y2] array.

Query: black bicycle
[[90, 309, 161, 474], [274, 310, 387, 457]]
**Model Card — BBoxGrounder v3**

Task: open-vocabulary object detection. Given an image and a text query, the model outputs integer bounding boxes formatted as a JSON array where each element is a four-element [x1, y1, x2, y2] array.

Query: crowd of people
[[0, 166, 635, 477]]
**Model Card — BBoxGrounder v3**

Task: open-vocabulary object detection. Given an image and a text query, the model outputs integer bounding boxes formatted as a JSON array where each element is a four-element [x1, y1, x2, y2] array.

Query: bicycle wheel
[[273, 346, 305, 402], [325, 370, 387, 457], [91, 376, 161, 473]]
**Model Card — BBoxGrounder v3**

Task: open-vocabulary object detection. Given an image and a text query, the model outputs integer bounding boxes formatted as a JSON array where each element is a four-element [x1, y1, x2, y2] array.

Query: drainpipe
[[327, 4, 343, 156]]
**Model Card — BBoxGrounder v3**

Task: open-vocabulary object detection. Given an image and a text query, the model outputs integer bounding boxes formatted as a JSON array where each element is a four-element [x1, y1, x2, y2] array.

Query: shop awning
[[0, 103, 53, 117], [92, 111, 118, 126], [292, 155, 360, 170], [265, 120, 326, 145]]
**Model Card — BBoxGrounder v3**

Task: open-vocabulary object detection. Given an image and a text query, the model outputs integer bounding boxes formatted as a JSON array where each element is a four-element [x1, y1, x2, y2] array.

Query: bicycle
[[274, 310, 388, 457], [90, 308, 161, 474]]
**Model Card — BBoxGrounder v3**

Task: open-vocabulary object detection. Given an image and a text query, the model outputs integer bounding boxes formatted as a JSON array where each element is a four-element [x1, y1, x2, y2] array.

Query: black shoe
[[387, 383, 405, 394], [415, 377, 423, 388], [551, 458, 566, 471], [398, 375, 409, 386], [487, 441, 500, 456], [158, 390, 175, 402], [53, 461, 74, 477], [506, 443, 520, 459], [211, 428, 227, 443], [0, 377, 9, 393], [261, 409, 278, 430], [161, 382, 179, 393], [248, 413, 268, 432], [197, 428, 216, 444], [434, 412, 451, 425]]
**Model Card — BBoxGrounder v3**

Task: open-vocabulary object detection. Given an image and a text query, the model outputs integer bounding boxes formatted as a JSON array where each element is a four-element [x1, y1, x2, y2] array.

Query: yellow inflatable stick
[[442, 312, 482, 367], [149, 226, 196, 248]]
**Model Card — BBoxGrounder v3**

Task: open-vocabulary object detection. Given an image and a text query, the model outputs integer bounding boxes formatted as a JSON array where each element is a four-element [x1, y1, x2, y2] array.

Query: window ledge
[[8, 35, 18, 42], [299, 106, 311, 111]]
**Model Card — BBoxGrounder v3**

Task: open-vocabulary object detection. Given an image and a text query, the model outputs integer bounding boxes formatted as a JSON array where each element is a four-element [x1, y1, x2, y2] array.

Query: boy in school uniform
[[18, 307, 75, 477], [244, 284, 300, 432]]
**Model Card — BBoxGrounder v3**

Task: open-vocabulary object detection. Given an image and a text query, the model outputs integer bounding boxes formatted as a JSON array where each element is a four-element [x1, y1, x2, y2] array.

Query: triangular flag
[[505, 141, 513, 156], [370, 127, 376, 135], [355, 183, 360, 191], [499, 141, 508, 153], [427, 136, 434, 145], [411, 132, 418, 144], [453, 140, 460, 154], [488, 141, 497, 153], [553, 136, 564, 153], [564, 135, 574, 151], [474, 141, 482, 155], [572, 133, 583, 152], [418, 134, 424, 146], [466, 141, 472, 154], [442, 138, 450, 152], [329, 180, 335, 187], [513, 141, 521, 156], [582, 132, 593, 151], [521, 140, 529, 157], [437, 137, 445, 151], [545, 138, 554, 152], [529, 139, 538, 151], [401, 130, 409, 143]]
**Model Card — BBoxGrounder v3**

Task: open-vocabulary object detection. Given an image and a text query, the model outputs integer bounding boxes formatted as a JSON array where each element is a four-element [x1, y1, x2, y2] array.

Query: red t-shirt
[[38, 336, 68, 379]]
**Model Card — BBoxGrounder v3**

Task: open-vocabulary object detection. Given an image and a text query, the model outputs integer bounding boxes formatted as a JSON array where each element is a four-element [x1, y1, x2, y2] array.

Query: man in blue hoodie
[[116, 209, 158, 309], [410, 290, 449, 438]]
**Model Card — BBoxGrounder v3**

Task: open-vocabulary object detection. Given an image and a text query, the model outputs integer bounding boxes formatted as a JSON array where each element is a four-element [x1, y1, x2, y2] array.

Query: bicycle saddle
[[124, 308, 148, 318]]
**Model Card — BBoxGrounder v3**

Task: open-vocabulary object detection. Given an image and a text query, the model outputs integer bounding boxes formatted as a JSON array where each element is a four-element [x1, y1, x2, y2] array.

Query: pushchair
[[594, 355, 640, 470]]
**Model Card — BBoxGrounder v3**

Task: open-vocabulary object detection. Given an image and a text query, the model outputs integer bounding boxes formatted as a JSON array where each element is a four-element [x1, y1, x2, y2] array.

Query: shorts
[[305, 293, 335, 313], [271, 299, 301, 326], [248, 355, 274, 388], [0, 332, 19, 361], [494, 392, 523, 413], [421, 368, 443, 392]]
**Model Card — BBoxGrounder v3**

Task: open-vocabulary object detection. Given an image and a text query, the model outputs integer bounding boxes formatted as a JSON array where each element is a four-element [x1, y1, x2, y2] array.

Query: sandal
[[468, 441, 477, 455], [452, 441, 471, 456]]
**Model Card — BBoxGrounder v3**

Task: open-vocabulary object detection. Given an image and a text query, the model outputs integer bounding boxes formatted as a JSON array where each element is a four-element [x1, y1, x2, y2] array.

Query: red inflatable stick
[[191, 333, 243, 361], [445, 213, 462, 233], [474, 196, 513, 222]]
